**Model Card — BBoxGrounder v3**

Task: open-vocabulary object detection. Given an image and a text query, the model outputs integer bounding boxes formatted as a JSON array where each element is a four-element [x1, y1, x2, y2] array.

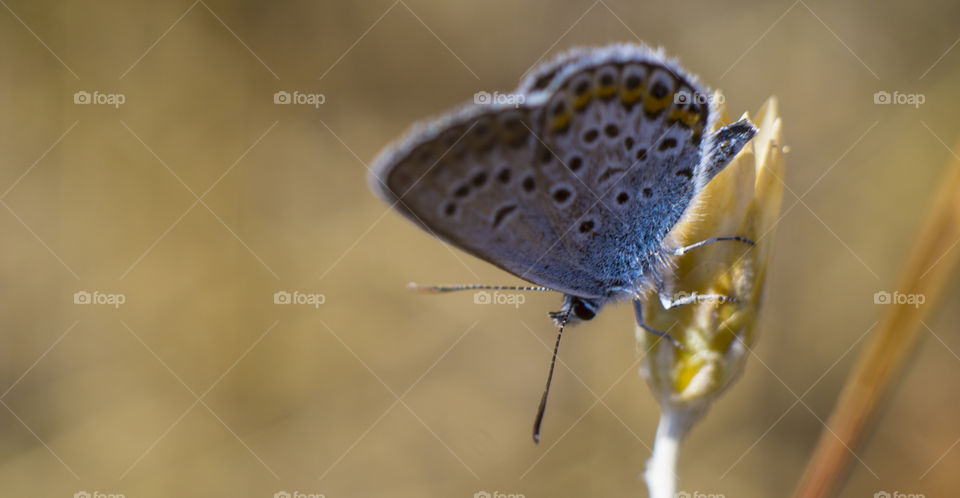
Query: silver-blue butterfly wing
[[519, 45, 716, 294], [371, 44, 752, 300], [370, 102, 610, 298]]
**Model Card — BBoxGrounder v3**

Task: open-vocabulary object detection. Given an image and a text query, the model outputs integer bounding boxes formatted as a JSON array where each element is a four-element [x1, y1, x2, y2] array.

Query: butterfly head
[[550, 295, 602, 327]]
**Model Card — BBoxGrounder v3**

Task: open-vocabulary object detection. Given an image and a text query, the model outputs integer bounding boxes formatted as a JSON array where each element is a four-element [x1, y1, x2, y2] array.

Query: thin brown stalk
[[792, 144, 960, 498]]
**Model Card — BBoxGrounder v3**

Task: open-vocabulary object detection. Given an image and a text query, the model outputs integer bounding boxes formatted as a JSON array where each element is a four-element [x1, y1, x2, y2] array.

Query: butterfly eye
[[572, 299, 596, 321]]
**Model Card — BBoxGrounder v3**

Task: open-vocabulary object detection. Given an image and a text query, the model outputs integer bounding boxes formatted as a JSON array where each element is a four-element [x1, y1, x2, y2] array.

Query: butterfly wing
[[372, 44, 751, 300], [370, 102, 609, 298], [518, 45, 720, 293]]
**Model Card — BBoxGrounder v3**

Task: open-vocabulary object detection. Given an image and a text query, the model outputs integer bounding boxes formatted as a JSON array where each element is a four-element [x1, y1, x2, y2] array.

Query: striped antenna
[[407, 282, 554, 294], [533, 305, 570, 443]]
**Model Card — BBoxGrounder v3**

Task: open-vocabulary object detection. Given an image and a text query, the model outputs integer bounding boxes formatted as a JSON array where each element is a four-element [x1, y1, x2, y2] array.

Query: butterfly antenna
[[532, 307, 570, 443], [407, 282, 553, 294]]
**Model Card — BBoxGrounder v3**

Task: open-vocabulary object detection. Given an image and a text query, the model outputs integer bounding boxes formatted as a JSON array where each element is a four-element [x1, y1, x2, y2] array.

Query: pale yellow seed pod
[[639, 96, 784, 497]]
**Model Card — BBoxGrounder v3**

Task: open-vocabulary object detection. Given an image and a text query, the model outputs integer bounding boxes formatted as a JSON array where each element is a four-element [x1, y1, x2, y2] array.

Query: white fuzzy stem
[[644, 410, 687, 498]]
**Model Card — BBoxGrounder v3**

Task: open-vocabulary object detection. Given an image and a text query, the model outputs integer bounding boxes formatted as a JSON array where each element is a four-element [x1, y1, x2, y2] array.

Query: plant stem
[[791, 148, 960, 498], [645, 408, 694, 498]]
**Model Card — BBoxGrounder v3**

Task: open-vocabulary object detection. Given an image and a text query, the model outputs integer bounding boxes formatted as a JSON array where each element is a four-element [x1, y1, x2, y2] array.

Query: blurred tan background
[[1, 0, 959, 496]]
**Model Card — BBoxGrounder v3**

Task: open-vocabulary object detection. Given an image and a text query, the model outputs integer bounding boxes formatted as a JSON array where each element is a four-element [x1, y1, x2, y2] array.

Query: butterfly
[[368, 43, 757, 441]]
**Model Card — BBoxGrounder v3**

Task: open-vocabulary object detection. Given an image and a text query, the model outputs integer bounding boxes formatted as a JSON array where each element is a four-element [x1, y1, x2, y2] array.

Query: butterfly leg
[[651, 269, 739, 310], [670, 235, 754, 256], [660, 291, 738, 309], [632, 299, 682, 349]]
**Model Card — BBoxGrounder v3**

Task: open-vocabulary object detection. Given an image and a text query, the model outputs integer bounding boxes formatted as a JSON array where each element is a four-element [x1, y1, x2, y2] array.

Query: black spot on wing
[[493, 204, 518, 228]]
